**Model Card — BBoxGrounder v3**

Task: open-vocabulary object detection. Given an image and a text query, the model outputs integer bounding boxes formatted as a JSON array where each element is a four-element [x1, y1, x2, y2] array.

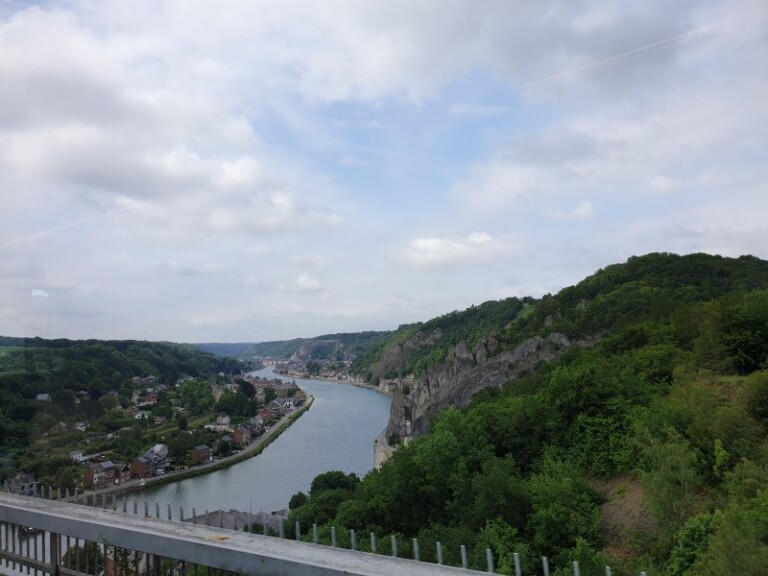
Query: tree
[[310, 470, 359, 496], [289, 491, 308, 510], [640, 430, 702, 544], [62, 542, 104, 575], [55, 466, 77, 493]]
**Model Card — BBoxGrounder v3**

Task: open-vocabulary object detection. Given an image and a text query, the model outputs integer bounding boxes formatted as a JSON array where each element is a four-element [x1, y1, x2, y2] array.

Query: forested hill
[[287, 253, 768, 575], [350, 296, 537, 381], [0, 338, 244, 450], [197, 331, 393, 361]]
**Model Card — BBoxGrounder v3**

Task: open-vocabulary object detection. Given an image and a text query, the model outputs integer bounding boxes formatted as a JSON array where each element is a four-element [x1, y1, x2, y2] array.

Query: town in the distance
[[1, 346, 371, 498]]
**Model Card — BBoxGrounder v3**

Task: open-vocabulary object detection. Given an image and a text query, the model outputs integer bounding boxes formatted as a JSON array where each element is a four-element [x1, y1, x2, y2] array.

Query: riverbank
[[279, 371, 391, 396], [74, 395, 315, 500]]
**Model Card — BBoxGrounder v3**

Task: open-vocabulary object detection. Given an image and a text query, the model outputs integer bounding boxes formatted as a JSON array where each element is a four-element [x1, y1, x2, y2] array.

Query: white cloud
[[339, 155, 363, 166], [449, 104, 508, 118], [648, 175, 679, 195], [163, 259, 224, 276], [398, 232, 522, 267], [549, 201, 595, 221], [295, 274, 323, 292]]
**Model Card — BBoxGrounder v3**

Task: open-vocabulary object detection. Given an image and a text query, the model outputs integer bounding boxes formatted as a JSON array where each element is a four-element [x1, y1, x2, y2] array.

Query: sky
[[1, 0, 767, 343]]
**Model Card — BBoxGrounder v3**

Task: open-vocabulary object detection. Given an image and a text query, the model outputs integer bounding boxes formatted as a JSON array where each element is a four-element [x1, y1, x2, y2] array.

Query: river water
[[125, 367, 391, 514]]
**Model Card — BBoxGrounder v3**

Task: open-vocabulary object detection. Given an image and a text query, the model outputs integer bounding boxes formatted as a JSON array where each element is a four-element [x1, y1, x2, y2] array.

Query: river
[[124, 367, 391, 514]]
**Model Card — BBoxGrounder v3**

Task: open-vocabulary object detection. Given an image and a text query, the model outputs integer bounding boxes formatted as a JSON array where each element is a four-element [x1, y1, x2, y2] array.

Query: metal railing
[[1, 492, 651, 576], [0, 492, 489, 576]]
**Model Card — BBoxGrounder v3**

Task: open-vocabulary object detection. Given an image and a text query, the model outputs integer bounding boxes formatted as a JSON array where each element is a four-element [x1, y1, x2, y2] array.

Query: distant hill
[[195, 331, 393, 362]]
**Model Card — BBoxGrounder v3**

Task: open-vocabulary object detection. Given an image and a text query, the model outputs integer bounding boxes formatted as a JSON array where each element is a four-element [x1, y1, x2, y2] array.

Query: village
[[3, 372, 307, 496]]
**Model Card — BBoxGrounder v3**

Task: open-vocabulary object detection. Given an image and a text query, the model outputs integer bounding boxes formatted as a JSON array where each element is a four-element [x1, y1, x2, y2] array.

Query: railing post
[[514, 552, 522, 576], [486, 548, 494, 573], [542, 556, 550, 576], [461, 545, 468, 569], [331, 526, 337, 547], [350, 529, 356, 550], [370, 532, 377, 554], [413, 538, 420, 561], [391, 535, 397, 557], [49, 531, 60, 568], [605, 566, 612, 576], [168, 504, 172, 520], [295, 522, 301, 542], [313, 524, 319, 544], [436, 541, 443, 565], [573, 560, 581, 576]]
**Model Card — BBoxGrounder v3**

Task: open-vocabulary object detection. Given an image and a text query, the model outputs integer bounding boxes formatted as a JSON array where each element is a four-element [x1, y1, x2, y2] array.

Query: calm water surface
[[126, 367, 390, 513]]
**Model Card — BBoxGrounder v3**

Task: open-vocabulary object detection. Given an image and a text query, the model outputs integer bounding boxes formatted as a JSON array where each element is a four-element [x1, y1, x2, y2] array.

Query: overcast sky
[[1, 0, 767, 343]]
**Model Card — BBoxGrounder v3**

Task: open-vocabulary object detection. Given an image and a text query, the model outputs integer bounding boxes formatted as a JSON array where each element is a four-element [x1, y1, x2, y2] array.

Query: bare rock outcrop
[[387, 332, 587, 437]]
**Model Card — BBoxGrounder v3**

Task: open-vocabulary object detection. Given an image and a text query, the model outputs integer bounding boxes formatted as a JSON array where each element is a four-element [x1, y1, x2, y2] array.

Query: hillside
[[287, 253, 768, 575], [350, 297, 536, 381], [196, 331, 393, 362], [0, 338, 244, 479]]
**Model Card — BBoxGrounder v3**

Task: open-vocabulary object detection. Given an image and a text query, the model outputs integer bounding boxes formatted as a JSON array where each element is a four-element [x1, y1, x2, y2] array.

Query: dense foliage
[[289, 253, 768, 575], [199, 331, 393, 362], [352, 297, 535, 380], [0, 338, 243, 478]]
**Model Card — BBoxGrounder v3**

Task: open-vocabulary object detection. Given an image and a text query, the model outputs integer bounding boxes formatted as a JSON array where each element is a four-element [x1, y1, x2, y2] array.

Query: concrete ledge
[[0, 493, 485, 576]]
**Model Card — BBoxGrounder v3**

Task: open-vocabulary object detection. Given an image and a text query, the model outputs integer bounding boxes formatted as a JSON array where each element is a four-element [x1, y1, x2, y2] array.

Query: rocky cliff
[[387, 332, 588, 438]]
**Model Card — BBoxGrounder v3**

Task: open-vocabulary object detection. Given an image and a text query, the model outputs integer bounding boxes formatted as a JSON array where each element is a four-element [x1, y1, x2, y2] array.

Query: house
[[258, 407, 275, 423], [49, 421, 69, 435], [5, 473, 37, 496], [86, 462, 108, 488], [190, 444, 210, 464], [113, 462, 131, 484], [204, 412, 232, 432], [35, 393, 51, 403], [233, 425, 252, 447], [73, 422, 88, 432], [149, 444, 168, 462], [130, 456, 155, 479], [69, 450, 85, 463], [219, 435, 235, 453]]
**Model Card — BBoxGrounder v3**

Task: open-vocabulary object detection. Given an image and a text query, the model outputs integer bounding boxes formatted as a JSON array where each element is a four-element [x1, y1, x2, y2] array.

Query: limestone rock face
[[387, 332, 584, 437]]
